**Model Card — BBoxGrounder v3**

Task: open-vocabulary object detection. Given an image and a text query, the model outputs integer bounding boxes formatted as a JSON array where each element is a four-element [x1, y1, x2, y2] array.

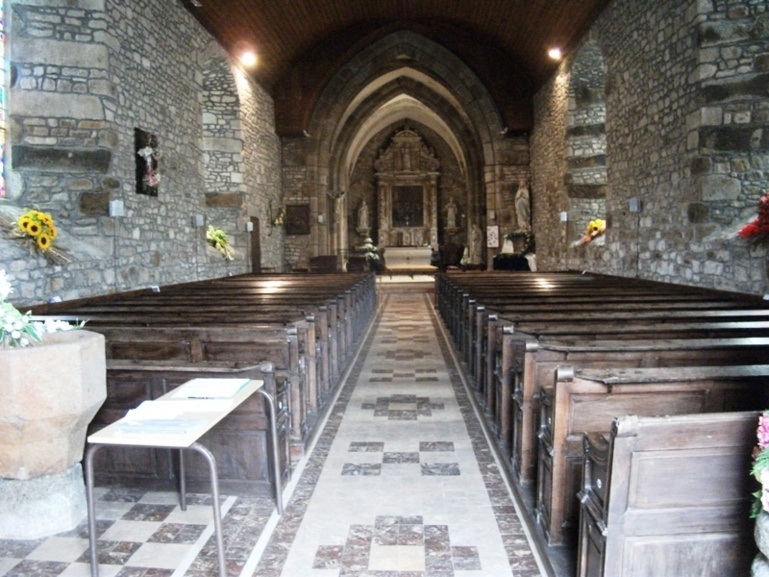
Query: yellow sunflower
[[27, 220, 41, 236], [18, 215, 33, 232], [36, 233, 52, 251]]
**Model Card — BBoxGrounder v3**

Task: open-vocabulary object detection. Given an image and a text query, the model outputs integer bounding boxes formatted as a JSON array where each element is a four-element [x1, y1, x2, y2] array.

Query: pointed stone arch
[[281, 30, 522, 267]]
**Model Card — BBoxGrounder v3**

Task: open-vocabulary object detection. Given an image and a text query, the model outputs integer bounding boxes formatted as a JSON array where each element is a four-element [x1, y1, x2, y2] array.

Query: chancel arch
[[283, 29, 512, 270]]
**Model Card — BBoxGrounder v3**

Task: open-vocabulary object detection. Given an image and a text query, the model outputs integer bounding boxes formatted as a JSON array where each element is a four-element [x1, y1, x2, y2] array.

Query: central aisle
[[253, 290, 545, 576]]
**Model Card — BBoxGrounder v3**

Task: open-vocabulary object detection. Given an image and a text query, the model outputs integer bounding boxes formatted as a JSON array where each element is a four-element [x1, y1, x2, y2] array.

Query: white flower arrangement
[[0, 270, 83, 348]]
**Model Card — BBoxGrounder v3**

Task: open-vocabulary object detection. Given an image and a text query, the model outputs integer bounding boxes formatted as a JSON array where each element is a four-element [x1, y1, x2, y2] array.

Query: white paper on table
[[116, 402, 201, 435], [126, 398, 234, 419], [171, 378, 251, 399], [125, 400, 184, 420], [115, 418, 207, 436]]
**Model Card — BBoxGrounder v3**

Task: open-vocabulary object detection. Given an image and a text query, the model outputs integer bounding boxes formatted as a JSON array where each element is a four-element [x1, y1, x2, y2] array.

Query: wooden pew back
[[578, 411, 758, 577]]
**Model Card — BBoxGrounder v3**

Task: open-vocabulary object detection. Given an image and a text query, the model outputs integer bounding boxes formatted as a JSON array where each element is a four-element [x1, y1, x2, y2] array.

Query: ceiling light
[[239, 50, 257, 68], [548, 47, 563, 61]]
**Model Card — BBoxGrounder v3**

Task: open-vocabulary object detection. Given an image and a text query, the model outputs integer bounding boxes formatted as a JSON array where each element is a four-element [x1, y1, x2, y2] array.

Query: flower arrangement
[[18, 209, 57, 251], [572, 218, 606, 247], [361, 237, 384, 272], [137, 145, 160, 188], [500, 231, 535, 258], [0, 270, 83, 348], [206, 225, 234, 260], [272, 206, 286, 227], [135, 130, 160, 197], [739, 191, 769, 240], [2, 208, 70, 264], [752, 411, 769, 517]]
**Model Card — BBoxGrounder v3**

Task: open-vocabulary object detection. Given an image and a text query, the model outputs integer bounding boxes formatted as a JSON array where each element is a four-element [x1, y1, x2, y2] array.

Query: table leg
[[189, 442, 227, 577], [178, 449, 187, 510], [84, 444, 104, 577], [257, 389, 283, 514]]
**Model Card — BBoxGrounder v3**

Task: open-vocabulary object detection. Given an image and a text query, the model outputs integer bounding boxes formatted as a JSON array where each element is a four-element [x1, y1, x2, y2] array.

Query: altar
[[385, 246, 435, 270]]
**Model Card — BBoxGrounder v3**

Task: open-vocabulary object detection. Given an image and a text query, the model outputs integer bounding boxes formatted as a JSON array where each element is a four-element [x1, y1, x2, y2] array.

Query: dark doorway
[[250, 216, 262, 272]]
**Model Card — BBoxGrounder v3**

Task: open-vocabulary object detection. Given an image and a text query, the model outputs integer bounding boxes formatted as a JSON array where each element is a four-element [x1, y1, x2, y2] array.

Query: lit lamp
[[548, 47, 563, 61], [239, 50, 257, 68]]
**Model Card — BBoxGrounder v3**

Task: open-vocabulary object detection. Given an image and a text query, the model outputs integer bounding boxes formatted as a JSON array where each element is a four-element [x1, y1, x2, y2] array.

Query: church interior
[[1, 1, 769, 576]]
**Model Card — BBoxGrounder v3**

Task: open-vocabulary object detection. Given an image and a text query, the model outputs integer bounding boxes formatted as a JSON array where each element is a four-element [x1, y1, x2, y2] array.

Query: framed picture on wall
[[135, 128, 159, 197], [487, 225, 499, 248], [285, 204, 310, 235]]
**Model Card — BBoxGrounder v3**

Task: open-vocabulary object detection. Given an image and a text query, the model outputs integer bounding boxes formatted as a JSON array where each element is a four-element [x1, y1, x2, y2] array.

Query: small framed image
[[486, 225, 499, 248], [285, 204, 311, 235]]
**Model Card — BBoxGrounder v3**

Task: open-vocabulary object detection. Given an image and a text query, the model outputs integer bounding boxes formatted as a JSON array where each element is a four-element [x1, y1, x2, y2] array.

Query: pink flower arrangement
[[752, 411, 769, 516], [759, 413, 769, 449]]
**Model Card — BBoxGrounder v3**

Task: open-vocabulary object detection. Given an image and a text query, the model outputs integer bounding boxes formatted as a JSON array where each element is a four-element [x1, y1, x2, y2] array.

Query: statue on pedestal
[[515, 179, 531, 232], [357, 200, 370, 236], [445, 197, 458, 230], [470, 223, 483, 265]]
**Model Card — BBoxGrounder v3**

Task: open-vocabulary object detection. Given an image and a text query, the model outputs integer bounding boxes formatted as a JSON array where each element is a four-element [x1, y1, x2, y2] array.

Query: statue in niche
[[515, 179, 531, 232], [470, 223, 483, 265], [358, 200, 369, 231], [445, 197, 458, 230]]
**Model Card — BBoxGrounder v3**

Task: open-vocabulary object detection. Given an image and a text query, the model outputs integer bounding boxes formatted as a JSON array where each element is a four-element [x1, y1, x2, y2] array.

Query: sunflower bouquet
[[206, 225, 234, 260], [2, 208, 70, 264], [571, 218, 606, 247], [18, 209, 57, 251]]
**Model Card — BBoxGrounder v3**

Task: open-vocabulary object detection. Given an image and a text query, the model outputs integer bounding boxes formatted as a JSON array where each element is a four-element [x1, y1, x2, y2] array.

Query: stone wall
[[1, 0, 282, 306], [532, 0, 769, 295]]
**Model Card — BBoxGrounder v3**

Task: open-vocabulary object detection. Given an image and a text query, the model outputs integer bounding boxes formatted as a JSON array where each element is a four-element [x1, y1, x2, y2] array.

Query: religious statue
[[515, 179, 531, 232], [470, 223, 483, 265], [358, 200, 369, 231], [445, 197, 458, 230], [326, 189, 346, 226]]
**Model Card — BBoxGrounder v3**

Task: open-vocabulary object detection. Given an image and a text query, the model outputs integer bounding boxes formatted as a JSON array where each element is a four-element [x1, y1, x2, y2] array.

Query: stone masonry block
[[13, 144, 111, 172], [699, 174, 741, 201], [13, 38, 108, 69], [11, 89, 104, 120]]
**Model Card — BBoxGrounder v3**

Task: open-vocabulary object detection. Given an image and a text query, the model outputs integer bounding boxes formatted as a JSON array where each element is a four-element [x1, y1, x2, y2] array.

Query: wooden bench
[[488, 318, 769, 465], [537, 364, 769, 546], [577, 411, 759, 577], [435, 271, 765, 388], [509, 336, 769, 486], [308, 255, 340, 273], [32, 273, 377, 478]]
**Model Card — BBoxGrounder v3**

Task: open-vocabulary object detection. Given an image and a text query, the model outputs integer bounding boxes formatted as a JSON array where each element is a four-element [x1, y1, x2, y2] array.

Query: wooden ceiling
[[181, 0, 611, 135]]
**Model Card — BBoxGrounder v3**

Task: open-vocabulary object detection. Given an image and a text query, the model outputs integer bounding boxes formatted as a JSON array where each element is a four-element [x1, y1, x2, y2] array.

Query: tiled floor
[[0, 287, 545, 577]]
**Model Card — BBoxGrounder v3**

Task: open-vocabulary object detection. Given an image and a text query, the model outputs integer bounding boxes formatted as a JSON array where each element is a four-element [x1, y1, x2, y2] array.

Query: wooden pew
[[488, 317, 769, 464], [433, 271, 769, 573], [577, 412, 758, 577], [32, 273, 377, 472], [435, 271, 766, 387], [509, 336, 769, 486], [537, 364, 769, 547]]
